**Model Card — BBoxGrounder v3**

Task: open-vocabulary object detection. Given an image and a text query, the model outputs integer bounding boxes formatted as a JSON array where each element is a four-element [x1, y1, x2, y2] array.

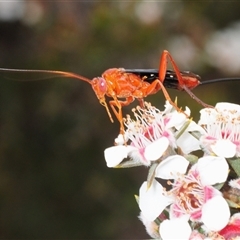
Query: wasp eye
[[98, 77, 107, 93]]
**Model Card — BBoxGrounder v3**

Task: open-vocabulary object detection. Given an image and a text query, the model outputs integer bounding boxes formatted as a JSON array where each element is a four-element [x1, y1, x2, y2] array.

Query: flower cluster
[[104, 101, 240, 239]]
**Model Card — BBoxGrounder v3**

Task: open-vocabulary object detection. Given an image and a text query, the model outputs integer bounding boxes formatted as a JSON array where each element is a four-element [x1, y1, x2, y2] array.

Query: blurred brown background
[[0, 1, 239, 238]]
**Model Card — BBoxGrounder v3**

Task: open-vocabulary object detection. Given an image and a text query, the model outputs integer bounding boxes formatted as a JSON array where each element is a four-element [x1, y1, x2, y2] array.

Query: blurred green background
[[0, 1, 240, 238]]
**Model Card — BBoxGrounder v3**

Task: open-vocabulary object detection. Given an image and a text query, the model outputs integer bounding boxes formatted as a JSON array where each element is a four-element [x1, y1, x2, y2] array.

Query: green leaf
[[189, 130, 202, 140], [228, 158, 240, 177], [147, 162, 158, 189], [226, 198, 240, 209], [184, 154, 198, 165], [175, 119, 192, 140], [134, 195, 139, 204], [213, 182, 225, 191], [115, 158, 143, 168]]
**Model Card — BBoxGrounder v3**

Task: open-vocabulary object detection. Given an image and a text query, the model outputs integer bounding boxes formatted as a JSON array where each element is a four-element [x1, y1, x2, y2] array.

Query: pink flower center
[[168, 172, 205, 217], [177, 181, 203, 210]]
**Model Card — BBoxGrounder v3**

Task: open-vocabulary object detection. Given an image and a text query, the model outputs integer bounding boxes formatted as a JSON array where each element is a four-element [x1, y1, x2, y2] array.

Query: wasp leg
[[159, 50, 212, 109], [109, 96, 134, 134]]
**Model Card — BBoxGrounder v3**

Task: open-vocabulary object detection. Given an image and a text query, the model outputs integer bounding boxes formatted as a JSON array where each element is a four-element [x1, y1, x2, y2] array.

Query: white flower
[[104, 101, 198, 167], [138, 155, 230, 232], [199, 102, 240, 158], [138, 211, 160, 239], [124, 102, 183, 166]]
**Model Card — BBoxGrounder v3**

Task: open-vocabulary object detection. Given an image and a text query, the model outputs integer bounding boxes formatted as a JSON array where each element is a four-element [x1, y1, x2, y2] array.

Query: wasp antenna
[[49, 70, 92, 84], [0, 68, 92, 84], [200, 77, 240, 85]]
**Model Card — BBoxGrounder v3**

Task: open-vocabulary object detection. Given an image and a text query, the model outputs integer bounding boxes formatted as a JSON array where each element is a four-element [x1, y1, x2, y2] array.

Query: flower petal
[[198, 108, 216, 125], [196, 156, 229, 186], [177, 131, 200, 154], [215, 102, 240, 112], [114, 134, 125, 145], [201, 196, 230, 231], [177, 121, 205, 154], [104, 145, 134, 167], [139, 179, 172, 221], [155, 155, 189, 179], [165, 109, 189, 129], [159, 217, 192, 240], [211, 139, 236, 158], [144, 137, 169, 161]]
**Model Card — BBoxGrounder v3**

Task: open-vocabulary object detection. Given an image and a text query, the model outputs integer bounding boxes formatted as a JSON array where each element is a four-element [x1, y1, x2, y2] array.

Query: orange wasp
[[0, 50, 217, 133]]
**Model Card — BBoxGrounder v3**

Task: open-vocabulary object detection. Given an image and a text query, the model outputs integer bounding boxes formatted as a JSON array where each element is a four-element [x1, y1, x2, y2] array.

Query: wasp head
[[91, 77, 113, 122], [91, 77, 107, 99]]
